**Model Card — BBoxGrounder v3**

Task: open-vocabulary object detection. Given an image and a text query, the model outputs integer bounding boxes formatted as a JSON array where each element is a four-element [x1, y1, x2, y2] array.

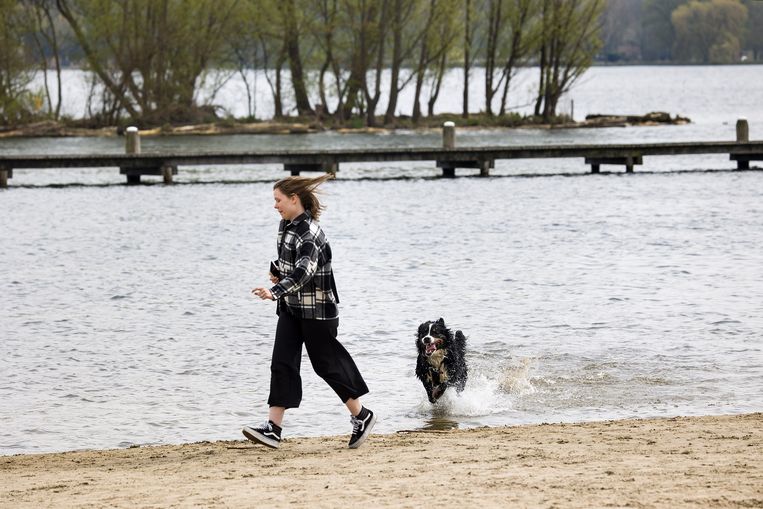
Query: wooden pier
[[0, 120, 760, 188]]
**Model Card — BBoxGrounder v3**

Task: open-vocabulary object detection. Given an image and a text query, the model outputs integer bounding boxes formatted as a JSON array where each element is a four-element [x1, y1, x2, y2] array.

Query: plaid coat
[[269, 212, 339, 320]]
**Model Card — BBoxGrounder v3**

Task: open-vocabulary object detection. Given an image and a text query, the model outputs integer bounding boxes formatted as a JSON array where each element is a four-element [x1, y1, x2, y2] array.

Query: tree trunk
[[29, 17, 52, 116], [412, 40, 428, 123], [384, 0, 403, 125], [274, 39, 287, 118], [534, 0, 549, 117], [428, 50, 447, 116], [45, 4, 62, 119], [412, 0, 437, 123], [484, 0, 501, 116], [365, 0, 388, 127], [462, 0, 471, 118], [281, 0, 313, 116], [56, 0, 140, 119], [341, 58, 364, 121], [498, 3, 531, 116]]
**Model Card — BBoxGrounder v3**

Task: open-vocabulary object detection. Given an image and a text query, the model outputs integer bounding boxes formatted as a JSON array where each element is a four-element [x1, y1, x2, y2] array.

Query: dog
[[415, 318, 468, 403]]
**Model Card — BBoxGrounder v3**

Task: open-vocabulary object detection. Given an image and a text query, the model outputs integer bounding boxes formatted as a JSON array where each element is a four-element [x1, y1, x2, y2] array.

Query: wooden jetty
[[0, 120, 760, 188]]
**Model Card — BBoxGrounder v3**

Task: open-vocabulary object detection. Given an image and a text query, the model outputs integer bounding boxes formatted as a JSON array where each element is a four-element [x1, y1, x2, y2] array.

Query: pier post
[[479, 160, 491, 177], [125, 126, 141, 184], [443, 121, 455, 149], [736, 118, 749, 143], [736, 118, 750, 170], [441, 121, 456, 177], [161, 163, 175, 184], [0, 166, 8, 188]]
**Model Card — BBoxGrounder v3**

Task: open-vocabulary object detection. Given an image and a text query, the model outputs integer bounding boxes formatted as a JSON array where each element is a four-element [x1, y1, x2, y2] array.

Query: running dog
[[415, 318, 468, 403]]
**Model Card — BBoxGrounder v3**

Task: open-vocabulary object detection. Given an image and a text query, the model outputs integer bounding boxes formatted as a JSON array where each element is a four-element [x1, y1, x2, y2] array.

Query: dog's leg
[[454, 330, 468, 392]]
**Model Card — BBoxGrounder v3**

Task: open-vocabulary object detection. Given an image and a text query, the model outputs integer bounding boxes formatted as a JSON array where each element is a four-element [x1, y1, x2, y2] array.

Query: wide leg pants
[[267, 309, 369, 409]]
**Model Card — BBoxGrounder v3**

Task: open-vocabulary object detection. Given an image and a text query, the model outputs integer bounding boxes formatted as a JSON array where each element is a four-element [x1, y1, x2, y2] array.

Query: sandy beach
[[1, 413, 760, 508]]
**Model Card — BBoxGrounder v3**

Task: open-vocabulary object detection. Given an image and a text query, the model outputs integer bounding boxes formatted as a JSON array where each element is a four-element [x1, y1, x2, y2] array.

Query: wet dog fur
[[415, 318, 467, 403]]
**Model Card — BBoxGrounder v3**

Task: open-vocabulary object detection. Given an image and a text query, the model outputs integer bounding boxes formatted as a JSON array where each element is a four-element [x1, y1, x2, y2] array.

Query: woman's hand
[[269, 274, 280, 284], [252, 287, 275, 300]]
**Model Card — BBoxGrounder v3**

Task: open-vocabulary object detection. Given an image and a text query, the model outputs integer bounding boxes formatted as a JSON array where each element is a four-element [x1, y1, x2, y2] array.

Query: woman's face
[[273, 188, 301, 220]]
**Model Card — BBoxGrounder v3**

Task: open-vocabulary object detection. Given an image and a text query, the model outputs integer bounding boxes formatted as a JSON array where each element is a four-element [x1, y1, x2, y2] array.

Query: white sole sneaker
[[349, 413, 377, 449], [242, 425, 281, 449]]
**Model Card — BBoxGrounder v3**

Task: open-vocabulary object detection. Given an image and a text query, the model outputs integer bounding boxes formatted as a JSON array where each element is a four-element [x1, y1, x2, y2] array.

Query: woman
[[245, 174, 376, 449]]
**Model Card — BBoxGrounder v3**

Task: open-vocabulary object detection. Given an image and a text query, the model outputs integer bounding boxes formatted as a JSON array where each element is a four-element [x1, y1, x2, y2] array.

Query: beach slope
[[2, 413, 760, 508]]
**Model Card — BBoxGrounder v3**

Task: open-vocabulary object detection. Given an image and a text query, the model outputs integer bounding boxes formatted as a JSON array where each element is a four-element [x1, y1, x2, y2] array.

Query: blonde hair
[[274, 173, 334, 220]]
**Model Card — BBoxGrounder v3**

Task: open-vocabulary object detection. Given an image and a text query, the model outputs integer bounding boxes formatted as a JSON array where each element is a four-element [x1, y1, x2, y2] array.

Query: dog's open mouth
[[425, 339, 443, 356]]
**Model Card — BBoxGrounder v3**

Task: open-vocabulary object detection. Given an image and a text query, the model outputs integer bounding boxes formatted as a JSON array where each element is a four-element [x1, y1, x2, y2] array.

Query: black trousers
[[268, 309, 369, 409]]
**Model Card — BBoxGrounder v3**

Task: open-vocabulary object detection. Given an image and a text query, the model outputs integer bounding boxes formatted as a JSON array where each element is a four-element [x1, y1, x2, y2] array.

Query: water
[[1, 66, 763, 455]]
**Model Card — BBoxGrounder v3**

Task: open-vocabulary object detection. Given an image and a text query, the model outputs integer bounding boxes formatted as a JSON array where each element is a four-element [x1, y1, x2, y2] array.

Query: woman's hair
[[273, 173, 334, 220]]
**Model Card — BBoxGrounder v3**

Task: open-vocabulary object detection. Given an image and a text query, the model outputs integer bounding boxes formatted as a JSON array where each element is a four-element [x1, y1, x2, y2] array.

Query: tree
[[483, 0, 538, 116], [25, 0, 64, 120], [426, 0, 460, 116], [312, 0, 344, 118], [56, 0, 241, 125], [225, 1, 280, 120], [641, 0, 686, 62], [410, 0, 436, 123], [600, 0, 642, 62], [363, 0, 391, 126], [672, 0, 747, 63], [383, 0, 422, 124], [743, 0, 763, 60], [0, 0, 35, 125], [534, 0, 604, 122], [462, 0, 474, 118], [279, 0, 314, 116]]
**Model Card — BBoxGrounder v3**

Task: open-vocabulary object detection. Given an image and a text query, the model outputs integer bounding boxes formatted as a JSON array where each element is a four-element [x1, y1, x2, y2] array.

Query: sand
[[2, 413, 760, 508]]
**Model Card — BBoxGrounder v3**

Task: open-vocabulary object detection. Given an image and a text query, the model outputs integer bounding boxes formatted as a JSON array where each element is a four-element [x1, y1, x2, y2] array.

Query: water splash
[[413, 357, 537, 417], [498, 357, 537, 396]]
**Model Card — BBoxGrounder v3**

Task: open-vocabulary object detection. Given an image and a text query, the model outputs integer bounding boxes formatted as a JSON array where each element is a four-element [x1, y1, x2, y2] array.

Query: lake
[[1, 65, 762, 454]]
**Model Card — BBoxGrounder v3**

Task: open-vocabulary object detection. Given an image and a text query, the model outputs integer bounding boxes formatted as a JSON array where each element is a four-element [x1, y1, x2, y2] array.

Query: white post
[[125, 126, 141, 184], [442, 121, 456, 149], [125, 126, 141, 154], [735, 118, 750, 170]]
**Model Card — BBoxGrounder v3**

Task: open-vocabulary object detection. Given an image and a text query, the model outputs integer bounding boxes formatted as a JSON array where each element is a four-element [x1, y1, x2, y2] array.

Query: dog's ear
[[436, 317, 445, 326]]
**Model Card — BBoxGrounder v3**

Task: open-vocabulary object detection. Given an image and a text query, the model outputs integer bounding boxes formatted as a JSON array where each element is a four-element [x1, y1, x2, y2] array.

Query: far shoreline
[[0, 111, 690, 140]]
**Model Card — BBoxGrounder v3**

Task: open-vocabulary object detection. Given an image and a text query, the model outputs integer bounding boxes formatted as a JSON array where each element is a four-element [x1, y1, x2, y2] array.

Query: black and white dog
[[415, 318, 468, 403]]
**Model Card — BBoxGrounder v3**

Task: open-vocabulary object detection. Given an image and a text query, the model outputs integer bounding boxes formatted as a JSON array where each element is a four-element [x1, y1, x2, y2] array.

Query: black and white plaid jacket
[[270, 212, 339, 320]]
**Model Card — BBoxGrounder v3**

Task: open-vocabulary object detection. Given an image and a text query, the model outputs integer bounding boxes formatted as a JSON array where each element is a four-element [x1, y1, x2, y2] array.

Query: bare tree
[[498, 0, 539, 115], [363, 0, 390, 126], [411, 0, 436, 123], [483, 0, 537, 116], [383, 0, 419, 124], [462, 0, 473, 118], [426, 0, 460, 116], [0, 0, 34, 125], [26, 0, 63, 119], [279, 0, 314, 115], [534, 0, 604, 121], [56, 0, 240, 125], [313, 0, 342, 118]]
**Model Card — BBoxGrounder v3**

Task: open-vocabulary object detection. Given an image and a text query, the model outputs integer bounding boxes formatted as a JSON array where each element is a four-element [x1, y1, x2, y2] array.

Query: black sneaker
[[242, 421, 282, 449], [348, 408, 377, 449]]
